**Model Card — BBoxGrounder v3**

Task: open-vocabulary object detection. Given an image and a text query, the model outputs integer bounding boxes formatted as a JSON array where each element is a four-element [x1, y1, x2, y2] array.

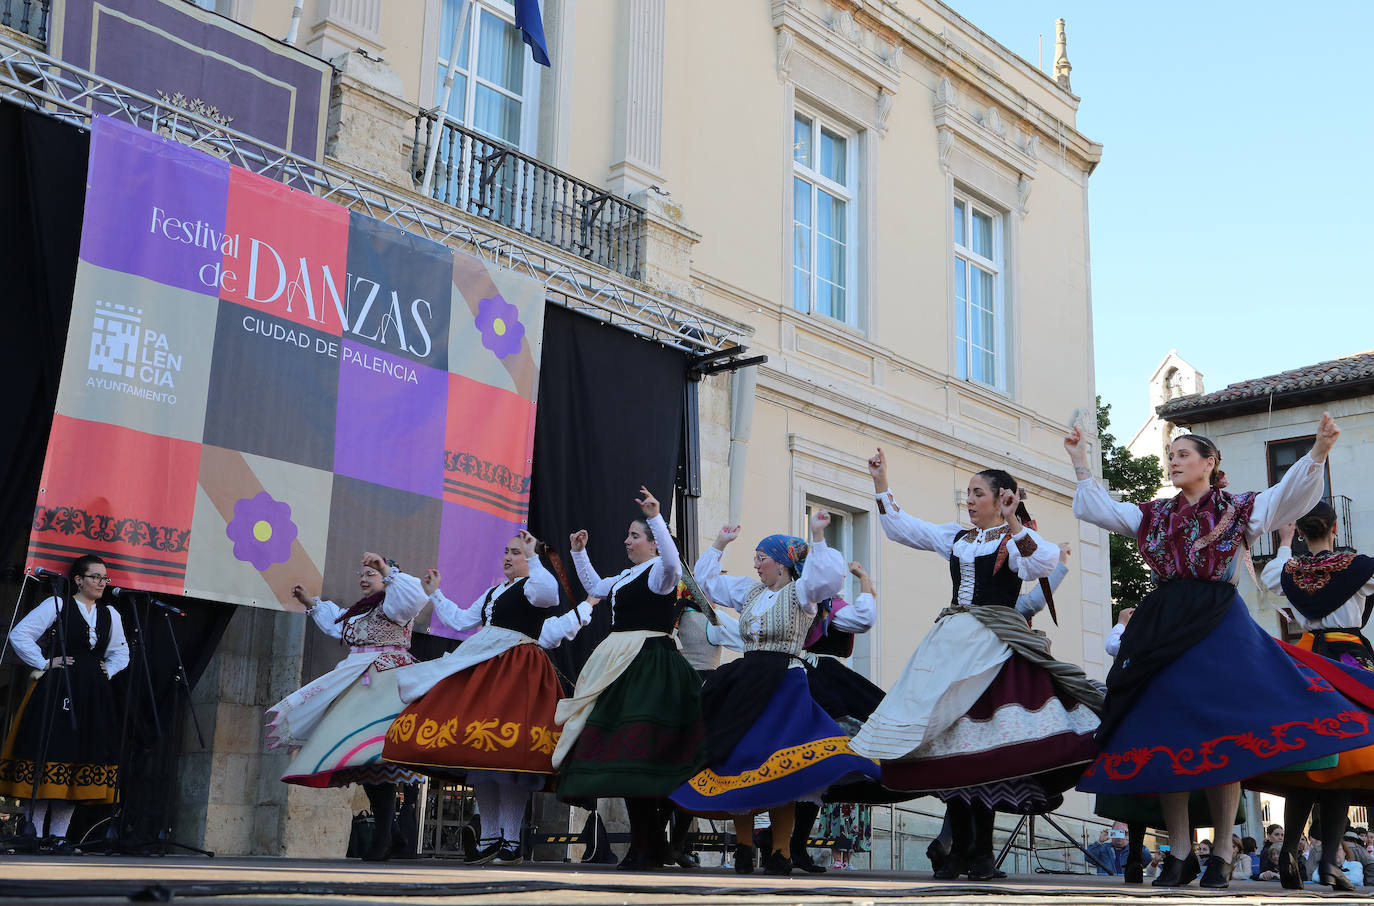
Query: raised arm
[[377, 564, 428, 625], [832, 561, 876, 632], [569, 529, 615, 597], [1247, 414, 1338, 540], [422, 570, 483, 635], [1066, 426, 1145, 535], [517, 532, 559, 608], [638, 488, 682, 595], [796, 509, 845, 614], [294, 585, 345, 640], [869, 447, 963, 555], [693, 524, 763, 609]]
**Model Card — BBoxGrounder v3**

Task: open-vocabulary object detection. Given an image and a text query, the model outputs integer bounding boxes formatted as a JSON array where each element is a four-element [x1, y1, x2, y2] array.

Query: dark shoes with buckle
[[1199, 853, 1233, 889], [1151, 851, 1201, 887]]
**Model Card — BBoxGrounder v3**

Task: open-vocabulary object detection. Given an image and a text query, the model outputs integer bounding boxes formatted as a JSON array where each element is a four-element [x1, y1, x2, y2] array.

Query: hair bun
[[1214, 470, 1229, 490]]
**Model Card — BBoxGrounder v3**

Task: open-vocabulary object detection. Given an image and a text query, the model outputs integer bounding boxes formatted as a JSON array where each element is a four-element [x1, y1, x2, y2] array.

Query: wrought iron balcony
[[1251, 494, 1355, 560], [411, 113, 644, 281], [1, 0, 48, 42]]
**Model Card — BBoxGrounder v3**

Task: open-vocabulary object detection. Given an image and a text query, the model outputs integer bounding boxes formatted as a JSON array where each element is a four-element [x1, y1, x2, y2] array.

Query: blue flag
[[514, 0, 550, 67]]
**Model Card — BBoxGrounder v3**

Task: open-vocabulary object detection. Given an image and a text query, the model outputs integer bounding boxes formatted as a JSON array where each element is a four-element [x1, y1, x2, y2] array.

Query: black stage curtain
[[0, 105, 87, 567], [528, 306, 686, 685]]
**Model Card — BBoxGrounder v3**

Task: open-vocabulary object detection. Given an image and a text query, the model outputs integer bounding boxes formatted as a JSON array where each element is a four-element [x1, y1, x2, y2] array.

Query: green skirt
[[558, 637, 707, 799]]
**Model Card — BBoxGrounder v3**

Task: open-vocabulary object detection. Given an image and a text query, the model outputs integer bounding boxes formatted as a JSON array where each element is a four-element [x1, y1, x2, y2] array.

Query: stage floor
[[0, 856, 1366, 904]]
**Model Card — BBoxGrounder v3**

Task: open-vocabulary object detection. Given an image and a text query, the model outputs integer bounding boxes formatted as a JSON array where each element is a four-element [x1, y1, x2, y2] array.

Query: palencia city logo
[[86, 299, 183, 405], [148, 207, 438, 363]]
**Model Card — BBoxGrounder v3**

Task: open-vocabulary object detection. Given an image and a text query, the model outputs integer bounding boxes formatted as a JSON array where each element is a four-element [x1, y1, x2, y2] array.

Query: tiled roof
[[1157, 350, 1374, 420]]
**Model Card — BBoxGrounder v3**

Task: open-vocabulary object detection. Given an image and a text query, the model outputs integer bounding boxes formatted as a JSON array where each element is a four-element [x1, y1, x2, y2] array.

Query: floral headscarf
[[755, 534, 809, 576]]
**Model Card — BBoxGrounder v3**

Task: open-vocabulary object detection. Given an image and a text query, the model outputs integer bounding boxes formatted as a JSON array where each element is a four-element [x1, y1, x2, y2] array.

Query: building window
[[1266, 437, 1331, 495], [953, 193, 1004, 389], [792, 109, 857, 326], [435, 0, 537, 149]]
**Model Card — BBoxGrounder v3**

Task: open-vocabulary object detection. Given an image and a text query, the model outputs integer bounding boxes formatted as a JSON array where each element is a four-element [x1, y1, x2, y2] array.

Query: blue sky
[[955, 1, 1374, 440]]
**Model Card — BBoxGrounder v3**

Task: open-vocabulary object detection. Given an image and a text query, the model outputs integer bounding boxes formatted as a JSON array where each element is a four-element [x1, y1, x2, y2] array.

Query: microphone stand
[[19, 573, 78, 847], [83, 587, 161, 854]]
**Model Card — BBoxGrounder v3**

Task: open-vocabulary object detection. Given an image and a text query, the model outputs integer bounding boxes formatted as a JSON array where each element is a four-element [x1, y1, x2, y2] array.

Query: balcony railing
[[411, 113, 644, 280], [1251, 494, 1355, 560], [1, 0, 48, 42]]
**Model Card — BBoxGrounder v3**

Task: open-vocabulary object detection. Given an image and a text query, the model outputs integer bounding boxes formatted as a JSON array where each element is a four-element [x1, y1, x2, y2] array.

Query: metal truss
[[0, 33, 745, 356]]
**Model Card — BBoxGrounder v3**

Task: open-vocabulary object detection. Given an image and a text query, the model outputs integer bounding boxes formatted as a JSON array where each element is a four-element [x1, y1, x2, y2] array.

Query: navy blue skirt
[[1079, 593, 1374, 795], [671, 666, 880, 815]]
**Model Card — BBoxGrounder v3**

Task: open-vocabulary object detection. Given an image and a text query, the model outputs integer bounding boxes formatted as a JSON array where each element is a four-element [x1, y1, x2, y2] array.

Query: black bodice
[[482, 578, 547, 639], [947, 531, 1023, 608], [610, 566, 680, 633]]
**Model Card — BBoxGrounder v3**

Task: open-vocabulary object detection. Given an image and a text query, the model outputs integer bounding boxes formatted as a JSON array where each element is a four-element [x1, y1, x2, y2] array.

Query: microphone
[[111, 587, 186, 616], [31, 567, 67, 581], [149, 599, 186, 617]]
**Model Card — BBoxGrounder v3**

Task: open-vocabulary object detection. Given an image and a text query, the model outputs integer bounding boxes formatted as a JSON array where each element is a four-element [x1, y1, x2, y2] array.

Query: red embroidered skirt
[[383, 643, 563, 776]]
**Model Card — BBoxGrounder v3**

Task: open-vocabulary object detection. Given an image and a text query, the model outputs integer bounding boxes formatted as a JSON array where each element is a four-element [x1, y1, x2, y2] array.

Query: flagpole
[[422, 0, 472, 196], [284, 0, 305, 44]]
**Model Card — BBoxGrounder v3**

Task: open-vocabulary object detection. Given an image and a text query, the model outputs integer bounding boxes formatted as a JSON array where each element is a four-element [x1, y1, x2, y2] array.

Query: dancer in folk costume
[[382, 531, 594, 865], [670, 510, 881, 876], [0, 555, 128, 850], [1256, 502, 1374, 890], [850, 449, 1102, 881], [1093, 603, 1245, 883], [553, 487, 707, 870], [265, 552, 426, 861], [1068, 413, 1374, 888]]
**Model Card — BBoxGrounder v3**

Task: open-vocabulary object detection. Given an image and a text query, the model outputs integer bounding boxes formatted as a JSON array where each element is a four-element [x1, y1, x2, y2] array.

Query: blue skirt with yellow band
[[670, 657, 880, 815]]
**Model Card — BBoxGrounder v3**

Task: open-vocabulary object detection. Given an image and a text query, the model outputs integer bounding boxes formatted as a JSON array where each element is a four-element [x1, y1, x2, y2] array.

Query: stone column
[[307, 0, 386, 63], [171, 607, 353, 856], [607, 0, 666, 196], [326, 52, 422, 189]]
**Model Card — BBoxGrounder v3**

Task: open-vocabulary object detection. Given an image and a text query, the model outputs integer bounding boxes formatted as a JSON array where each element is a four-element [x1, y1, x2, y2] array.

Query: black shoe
[[617, 848, 658, 871], [1199, 854, 1232, 889], [733, 844, 755, 875], [1151, 851, 1200, 887], [1123, 859, 1143, 884], [927, 839, 950, 876], [761, 850, 792, 876], [362, 835, 393, 862], [1278, 848, 1303, 890], [790, 848, 826, 874], [966, 855, 1006, 880], [932, 852, 968, 880], [1320, 868, 1356, 892], [496, 841, 524, 865], [671, 848, 700, 869], [466, 839, 502, 865]]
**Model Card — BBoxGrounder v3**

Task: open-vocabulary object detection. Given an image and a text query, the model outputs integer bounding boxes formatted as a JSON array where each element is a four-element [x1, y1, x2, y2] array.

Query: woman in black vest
[[0, 554, 128, 850], [382, 531, 591, 865], [553, 486, 707, 870], [1257, 502, 1374, 891], [851, 449, 1103, 880]]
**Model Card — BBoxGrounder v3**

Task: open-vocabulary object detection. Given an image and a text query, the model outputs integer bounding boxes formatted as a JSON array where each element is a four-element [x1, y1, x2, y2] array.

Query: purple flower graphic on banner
[[225, 491, 298, 571], [475, 294, 525, 359]]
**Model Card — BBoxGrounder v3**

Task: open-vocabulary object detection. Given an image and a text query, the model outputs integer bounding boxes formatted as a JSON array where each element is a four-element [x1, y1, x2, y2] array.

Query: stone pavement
[[0, 856, 1366, 904]]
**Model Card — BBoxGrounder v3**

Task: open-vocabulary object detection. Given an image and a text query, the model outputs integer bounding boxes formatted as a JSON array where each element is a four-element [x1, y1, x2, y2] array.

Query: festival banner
[[29, 116, 546, 638]]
